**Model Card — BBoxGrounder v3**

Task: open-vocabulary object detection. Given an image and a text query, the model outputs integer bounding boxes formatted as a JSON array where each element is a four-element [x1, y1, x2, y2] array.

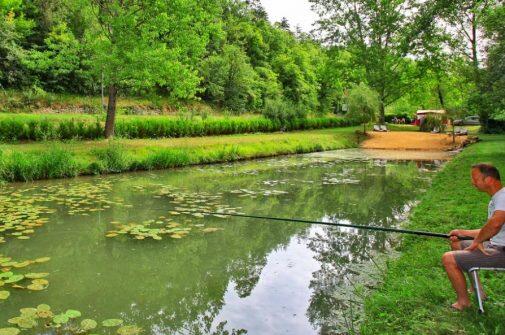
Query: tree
[[346, 83, 379, 133], [200, 45, 260, 112], [481, 3, 505, 129], [89, 0, 217, 138], [310, 0, 434, 123], [0, 1, 34, 88]]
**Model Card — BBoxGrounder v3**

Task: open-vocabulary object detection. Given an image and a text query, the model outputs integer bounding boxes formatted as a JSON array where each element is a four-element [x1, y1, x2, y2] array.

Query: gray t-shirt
[[489, 187, 505, 246]]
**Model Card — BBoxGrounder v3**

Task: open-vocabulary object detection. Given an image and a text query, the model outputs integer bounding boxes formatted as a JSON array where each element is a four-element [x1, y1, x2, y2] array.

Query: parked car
[[454, 115, 480, 126]]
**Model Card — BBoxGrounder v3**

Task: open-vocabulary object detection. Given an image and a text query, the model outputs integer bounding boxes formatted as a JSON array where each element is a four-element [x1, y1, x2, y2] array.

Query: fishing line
[[145, 208, 473, 241]]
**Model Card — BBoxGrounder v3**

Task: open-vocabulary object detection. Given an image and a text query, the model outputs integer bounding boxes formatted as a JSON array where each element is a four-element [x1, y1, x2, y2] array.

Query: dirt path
[[361, 131, 467, 151]]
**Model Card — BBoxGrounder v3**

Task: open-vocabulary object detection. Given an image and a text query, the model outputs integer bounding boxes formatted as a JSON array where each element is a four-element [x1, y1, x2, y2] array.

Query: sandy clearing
[[361, 131, 468, 151]]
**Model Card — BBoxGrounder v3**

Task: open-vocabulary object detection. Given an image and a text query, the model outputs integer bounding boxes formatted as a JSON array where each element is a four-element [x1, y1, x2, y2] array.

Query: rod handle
[[454, 235, 474, 241]]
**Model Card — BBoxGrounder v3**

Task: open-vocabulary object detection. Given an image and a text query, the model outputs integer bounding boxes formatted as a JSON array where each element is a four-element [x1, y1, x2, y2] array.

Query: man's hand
[[465, 241, 490, 255], [449, 229, 462, 241]]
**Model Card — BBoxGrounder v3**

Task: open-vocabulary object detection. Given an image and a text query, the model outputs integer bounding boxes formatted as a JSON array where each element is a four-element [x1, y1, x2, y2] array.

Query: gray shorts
[[454, 240, 505, 272]]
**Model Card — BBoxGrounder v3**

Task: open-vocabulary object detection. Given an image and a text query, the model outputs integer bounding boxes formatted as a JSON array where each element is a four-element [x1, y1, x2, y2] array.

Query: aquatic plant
[[0, 254, 50, 301], [1, 304, 141, 335]]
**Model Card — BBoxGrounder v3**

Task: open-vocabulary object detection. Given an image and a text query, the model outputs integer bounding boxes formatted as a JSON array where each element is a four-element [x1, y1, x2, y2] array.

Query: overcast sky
[[260, 0, 318, 33]]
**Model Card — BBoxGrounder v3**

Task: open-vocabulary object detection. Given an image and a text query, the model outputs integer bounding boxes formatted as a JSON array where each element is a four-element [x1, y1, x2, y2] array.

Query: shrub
[[262, 99, 307, 127], [420, 115, 446, 132], [346, 83, 380, 132], [92, 143, 132, 174]]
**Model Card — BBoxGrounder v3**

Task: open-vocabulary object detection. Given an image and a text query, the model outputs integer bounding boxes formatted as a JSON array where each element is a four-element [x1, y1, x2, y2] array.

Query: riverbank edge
[[361, 134, 505, 334], [0, 127, 362, 183]]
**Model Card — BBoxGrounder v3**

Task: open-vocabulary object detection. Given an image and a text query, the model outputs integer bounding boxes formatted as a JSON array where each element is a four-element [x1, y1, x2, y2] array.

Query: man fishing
[[442, 163, 505, 310]]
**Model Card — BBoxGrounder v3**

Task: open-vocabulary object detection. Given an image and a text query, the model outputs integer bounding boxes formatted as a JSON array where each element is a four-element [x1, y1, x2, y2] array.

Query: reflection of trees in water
[[303, 161, 435, 332], [5, 156, 436, 334]]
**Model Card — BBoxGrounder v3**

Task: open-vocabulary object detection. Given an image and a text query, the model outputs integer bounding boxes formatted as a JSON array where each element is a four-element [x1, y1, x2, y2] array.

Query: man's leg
[[442, 251, 471, 310], [449, 240, 486, 299]]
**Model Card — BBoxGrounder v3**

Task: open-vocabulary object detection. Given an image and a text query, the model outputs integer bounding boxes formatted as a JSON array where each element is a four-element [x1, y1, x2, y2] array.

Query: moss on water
[[361, 134, 505, 334]]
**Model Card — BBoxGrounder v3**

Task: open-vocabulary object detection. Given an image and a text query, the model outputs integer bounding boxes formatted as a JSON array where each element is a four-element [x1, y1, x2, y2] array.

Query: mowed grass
[[0, 127, 361, 182], [361, 134, 505, 335]]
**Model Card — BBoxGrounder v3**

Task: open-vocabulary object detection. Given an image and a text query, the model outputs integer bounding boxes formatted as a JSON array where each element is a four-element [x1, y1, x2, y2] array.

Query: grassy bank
[[362, 134, 505, 334], [0, 127, 360, 182]]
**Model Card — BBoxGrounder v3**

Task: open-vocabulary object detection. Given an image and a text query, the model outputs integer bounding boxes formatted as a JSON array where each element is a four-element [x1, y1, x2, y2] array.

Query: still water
[[0, 149, 449, 334]]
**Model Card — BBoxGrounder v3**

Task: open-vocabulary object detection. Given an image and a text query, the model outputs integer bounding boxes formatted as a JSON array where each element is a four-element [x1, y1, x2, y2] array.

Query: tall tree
[[89, 0, 217, 138], [310, 0, 434, 123]]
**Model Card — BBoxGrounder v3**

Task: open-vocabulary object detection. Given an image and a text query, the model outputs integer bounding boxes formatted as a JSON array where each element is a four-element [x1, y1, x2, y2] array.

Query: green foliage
[[346, 83, 379, 127], [480, 4, 505, 133], [200, 45, 260, 112], [22, 23, 91, 93], [419, 115, 446, 132], [261, 99, 307, 126]]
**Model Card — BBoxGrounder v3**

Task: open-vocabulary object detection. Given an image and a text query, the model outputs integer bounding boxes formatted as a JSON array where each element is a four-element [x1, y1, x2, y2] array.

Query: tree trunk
[[471, 12, 480, 85], [437, 83, 445, 108], [379, 100, 385, 124], [104, 85, 118, 139]]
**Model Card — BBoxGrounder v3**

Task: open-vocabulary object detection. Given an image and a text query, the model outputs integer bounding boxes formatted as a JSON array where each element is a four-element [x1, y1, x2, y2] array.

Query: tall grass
[[0, 147, 80, 181], [0, 116, 356, 142], [0, 128, 359, 182]]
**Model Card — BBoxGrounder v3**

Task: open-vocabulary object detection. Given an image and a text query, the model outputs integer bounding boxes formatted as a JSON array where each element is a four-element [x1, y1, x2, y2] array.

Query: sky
[[260, 0, 319, 33]]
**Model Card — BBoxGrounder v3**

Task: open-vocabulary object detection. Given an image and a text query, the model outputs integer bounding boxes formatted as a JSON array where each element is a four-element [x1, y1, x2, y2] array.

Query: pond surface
[[0, 149, 449, 335]]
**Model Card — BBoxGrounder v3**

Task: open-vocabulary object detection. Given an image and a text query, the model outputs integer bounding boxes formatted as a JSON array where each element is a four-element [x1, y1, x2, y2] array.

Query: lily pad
[[102, 319, 123, 327], [81, 319, 98, 330], [4, 275, 23, 283], [0, 272, 13, 279], [37, 304, 51, 311], [0, 328, 20, 335], [53, 314, 69, 324], [0, 290, 10, 300], [20, 308, 37, 317], [117, 325, 143, 335], [32, 279, 49, 286], [34, 257, 50, 263], [27, 284, 45, 291], [25, 273, 49, 279], [65, 309, 81, 318], [16, 318, 37, 329]]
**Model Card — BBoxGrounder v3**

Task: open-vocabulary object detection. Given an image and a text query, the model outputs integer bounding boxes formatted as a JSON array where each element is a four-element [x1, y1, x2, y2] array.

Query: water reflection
[[1, 151, 443, 335]]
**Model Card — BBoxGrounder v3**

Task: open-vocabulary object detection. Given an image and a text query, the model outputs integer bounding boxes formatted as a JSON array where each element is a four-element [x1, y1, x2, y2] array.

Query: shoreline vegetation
[[0, 127, 361, 183], [361, 134, 505, 334]]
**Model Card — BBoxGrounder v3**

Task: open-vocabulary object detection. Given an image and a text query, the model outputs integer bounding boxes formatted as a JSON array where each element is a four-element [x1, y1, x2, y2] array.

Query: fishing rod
[[154, 209, 474, 241]]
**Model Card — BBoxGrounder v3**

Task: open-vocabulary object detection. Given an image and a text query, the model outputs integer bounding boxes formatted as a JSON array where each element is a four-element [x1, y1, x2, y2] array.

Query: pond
[[0, 149, 450, 335]]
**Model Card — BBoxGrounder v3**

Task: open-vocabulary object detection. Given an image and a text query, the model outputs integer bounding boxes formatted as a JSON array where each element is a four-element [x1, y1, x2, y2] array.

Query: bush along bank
[[0, 129, 360, 182], [0, 116, 356, 142], [361, 134, 505, 334]]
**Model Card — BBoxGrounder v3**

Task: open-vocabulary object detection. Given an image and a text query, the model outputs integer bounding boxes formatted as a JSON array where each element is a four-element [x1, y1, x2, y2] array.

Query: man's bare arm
[[474, 210, 505, 243]]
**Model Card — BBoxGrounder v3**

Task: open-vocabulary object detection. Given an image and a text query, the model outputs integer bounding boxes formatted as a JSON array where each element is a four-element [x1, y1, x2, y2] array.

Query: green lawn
[[361, 134, 505, 334]]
